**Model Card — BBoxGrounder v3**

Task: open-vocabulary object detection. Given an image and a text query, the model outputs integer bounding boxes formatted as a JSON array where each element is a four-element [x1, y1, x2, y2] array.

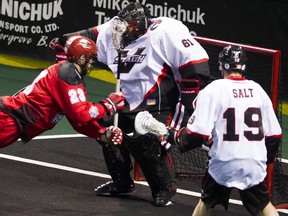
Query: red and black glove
[[49, 38, 67, 62], [166, 126, 182, 146], [99, 92, 124, 117], [167, 126, 204, 153], [105, 126, 123, 145]]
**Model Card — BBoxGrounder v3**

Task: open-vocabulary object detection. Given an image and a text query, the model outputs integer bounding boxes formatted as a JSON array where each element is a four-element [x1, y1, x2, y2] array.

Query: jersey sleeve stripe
[[179, 58, 209, 70]]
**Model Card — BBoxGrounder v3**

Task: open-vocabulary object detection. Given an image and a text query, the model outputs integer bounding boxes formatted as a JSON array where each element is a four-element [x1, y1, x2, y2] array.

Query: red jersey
[[0, 61, 108, 143]]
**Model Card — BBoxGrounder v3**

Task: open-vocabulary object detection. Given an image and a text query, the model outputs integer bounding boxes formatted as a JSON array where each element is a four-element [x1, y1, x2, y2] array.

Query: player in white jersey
[[50, 2, 214, 206], [165, 45, 281, 215]]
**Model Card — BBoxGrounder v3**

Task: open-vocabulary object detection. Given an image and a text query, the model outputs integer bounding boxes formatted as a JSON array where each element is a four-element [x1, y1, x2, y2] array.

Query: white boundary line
[[0, 153, 110, 179], [4, 134, 288, 214], [0, 153, 287, 214], [30, 134, 288, 164]]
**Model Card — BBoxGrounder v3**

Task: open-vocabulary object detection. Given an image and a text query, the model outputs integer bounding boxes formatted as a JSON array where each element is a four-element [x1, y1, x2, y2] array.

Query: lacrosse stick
[[135, 111, 173, 151], [113, 52, 121, 126], [135, 111, 168, 137], [13, 85, 28, 96], [110, 17, 127, 126], [135, 111, 210, 152]]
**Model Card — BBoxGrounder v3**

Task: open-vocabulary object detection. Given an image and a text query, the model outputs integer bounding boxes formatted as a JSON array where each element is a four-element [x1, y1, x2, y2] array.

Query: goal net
[[133, 36, 288, 209]]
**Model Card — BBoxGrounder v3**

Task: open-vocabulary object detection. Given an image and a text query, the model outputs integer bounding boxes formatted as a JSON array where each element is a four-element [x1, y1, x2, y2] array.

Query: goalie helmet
[[218, 45, 247, 73], [64, 36, 97, 75], [118, 2, 152, 46]]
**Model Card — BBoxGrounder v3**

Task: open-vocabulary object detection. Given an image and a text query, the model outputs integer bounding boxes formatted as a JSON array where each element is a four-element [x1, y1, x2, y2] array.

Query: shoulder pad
[[58, 62, 84, 86]]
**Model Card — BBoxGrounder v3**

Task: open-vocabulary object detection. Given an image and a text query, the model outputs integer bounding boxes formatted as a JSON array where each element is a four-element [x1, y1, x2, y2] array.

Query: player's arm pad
[[168, 127, 204, 153], [265, 135, 281, 164], [63, 27, 98, 43]]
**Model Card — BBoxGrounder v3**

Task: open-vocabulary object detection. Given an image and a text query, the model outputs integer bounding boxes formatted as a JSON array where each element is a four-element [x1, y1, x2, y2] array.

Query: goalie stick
[[110, 17, 127, 127], [113, 51, 121, 126]]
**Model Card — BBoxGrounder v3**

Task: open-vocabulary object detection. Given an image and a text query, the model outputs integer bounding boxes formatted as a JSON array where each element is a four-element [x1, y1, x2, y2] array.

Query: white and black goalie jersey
[[96, 17, 210, 114]]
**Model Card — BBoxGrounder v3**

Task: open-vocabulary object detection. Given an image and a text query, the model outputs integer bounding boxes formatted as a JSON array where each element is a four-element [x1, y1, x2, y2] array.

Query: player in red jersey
[[0, 36, 124, 148]]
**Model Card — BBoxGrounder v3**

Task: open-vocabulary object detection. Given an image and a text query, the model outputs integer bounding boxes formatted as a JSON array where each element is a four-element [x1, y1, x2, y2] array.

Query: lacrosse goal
[[133, 36, 288, 209]]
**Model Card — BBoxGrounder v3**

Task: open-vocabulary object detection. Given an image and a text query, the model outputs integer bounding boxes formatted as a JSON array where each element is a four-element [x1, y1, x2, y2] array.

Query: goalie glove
[[99, 92, 124, 117], [49, 38, 67, 62]]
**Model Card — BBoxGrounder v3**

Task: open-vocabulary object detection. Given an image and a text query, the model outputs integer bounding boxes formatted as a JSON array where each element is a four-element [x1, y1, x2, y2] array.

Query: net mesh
[[171, 147, 208, 180], [271, 159, 288, 208]]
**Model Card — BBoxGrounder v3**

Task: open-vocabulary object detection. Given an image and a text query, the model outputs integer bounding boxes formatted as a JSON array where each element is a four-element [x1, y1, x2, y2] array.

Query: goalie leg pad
[[123, 133, 159, 152], [100, 141, 133, 184], [123, 134, 176, 197]]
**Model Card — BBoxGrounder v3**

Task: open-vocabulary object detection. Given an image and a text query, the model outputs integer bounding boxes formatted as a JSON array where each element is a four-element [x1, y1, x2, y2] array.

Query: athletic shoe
[[94, 181, 136, 196], [153, 191, 174, 207]]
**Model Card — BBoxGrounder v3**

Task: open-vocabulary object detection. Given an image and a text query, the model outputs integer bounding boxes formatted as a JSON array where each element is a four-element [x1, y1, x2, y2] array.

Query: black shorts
[[200, 171, 270, 216]]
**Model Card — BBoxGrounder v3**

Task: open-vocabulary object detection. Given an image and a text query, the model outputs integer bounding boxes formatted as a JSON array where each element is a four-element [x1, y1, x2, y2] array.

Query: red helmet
[[64, 36, 97, 62]]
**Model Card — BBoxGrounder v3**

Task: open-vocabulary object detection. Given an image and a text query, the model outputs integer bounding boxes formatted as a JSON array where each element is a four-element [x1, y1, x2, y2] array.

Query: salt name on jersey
[[232, 88, 254, 98]]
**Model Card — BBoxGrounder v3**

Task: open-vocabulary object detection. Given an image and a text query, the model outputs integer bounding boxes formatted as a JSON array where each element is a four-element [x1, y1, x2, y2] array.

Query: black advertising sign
[[0, 0, 286, 59], [0, 0, 287, 96]]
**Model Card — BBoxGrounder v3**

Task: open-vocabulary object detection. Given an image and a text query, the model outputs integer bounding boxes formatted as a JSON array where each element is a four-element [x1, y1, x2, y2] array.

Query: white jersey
[[187, 77, 282, 189], [96, 16, 209, 112]]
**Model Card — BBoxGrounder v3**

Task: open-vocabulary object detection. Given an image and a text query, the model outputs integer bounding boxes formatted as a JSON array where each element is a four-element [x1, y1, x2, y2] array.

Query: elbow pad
[[177, 79, 199, 112], [265, 136, 281, 164]]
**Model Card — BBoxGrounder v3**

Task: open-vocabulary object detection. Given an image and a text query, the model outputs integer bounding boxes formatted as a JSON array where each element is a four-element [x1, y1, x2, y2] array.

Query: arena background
[[0, 0, 287, 158]]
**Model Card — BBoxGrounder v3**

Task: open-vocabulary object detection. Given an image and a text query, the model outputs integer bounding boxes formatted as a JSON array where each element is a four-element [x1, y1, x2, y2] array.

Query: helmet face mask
[[64, 36, 97, 75], [219, 45, 247, 73], [76, 54, 93, 73], [118, 2, 151, 46], [118, 3, 148, 21]]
